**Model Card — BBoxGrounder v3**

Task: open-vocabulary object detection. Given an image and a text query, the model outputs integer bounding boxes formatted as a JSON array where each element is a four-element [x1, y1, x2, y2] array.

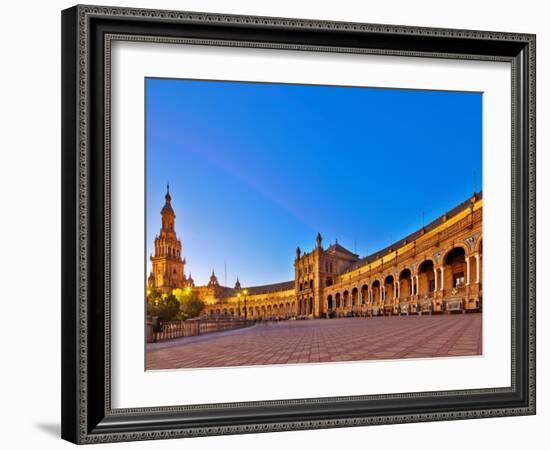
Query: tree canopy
[[147, 288, 205, 321]]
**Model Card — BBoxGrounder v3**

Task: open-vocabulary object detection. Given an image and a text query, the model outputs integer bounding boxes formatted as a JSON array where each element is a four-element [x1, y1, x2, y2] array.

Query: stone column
[[466, 256, 471, 285], [434, 267, 438, 292], [475, 254, 480, 283], [440, 266, 445, 291]]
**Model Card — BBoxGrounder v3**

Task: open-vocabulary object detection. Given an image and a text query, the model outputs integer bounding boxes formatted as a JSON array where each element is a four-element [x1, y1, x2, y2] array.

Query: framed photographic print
[[61, 4, 536, 444]]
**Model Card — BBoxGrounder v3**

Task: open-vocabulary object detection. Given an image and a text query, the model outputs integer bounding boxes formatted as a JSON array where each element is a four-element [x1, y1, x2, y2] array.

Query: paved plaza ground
[[146, 314, 482, 370]]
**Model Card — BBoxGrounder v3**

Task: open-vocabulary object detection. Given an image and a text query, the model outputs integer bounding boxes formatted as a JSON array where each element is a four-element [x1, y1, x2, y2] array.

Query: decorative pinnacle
[[316, 232, 322, 249]]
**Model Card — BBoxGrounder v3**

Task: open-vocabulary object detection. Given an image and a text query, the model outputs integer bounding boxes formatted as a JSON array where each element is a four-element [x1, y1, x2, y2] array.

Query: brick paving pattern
[[146, 314, 482, 370]]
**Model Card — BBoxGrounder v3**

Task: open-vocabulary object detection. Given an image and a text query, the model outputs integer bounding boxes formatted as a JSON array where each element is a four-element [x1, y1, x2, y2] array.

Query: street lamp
[[242, 289, 248, 320], [237, 293, 242, 319]]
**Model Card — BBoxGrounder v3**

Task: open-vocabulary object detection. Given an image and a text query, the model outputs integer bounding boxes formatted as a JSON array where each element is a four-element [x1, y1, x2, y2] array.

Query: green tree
[[147, 289, 162, 305], [172, 288, 205, 320], [147, 293, 180, 321]]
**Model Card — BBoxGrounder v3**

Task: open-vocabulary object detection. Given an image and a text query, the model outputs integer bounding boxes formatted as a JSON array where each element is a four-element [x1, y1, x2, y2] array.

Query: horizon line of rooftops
[[201, 191, 482, 295]]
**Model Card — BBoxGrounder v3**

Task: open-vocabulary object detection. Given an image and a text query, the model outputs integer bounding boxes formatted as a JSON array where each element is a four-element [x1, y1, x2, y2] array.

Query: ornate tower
[[234, 277, 242, 290], [149, 185, 186, 295], [208, 269, 219, 287], [294, 233, 359, 318]]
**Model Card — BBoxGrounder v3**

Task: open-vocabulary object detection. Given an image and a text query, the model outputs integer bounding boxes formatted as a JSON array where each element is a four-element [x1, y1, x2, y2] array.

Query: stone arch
[[343, 290, 350, 308], [414, 256, 436, 275], [384, 274, 395, 303], [351, 287, 359, 306], [327, 294, 334, 310], [443, 242, 469, 259], [418, 259, 435, 295], [371, 280, 381, 303], [361, 284, 368, 303], [399, 268, 413, 298], [443, 246, 467, 289]]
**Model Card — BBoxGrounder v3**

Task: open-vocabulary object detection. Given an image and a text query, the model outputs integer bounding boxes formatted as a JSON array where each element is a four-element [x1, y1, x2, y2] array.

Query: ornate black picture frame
[[61, 4, 536, 444]]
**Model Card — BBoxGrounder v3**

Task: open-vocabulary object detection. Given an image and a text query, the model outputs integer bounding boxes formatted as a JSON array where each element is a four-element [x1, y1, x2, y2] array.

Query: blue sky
[[146, 78, 482, 287]]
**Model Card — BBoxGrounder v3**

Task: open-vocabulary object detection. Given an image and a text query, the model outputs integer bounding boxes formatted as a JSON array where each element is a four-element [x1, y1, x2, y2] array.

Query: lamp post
[[243, 289, 248, 320], [237, 293, 242, 319]]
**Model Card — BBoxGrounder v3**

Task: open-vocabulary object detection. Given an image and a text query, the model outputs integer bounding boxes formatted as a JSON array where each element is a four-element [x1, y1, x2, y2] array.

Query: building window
[[453, 272, 465, 288]]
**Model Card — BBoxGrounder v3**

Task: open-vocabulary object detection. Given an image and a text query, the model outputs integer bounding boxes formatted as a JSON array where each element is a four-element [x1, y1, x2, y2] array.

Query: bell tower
[[149, 184, 186, 294]]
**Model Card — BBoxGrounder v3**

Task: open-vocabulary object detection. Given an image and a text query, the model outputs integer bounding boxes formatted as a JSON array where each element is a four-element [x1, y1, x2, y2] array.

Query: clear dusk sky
[[146, 78, 482, 288]]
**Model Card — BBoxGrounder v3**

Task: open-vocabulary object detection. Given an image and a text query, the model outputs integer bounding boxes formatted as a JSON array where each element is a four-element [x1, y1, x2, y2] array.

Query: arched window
[[444, 247, 466, 288], [418, 260, 435, 294]]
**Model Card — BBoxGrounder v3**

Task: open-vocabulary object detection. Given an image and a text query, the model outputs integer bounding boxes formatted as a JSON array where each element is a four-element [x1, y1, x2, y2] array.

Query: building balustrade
[[147, 318, 254, 343]]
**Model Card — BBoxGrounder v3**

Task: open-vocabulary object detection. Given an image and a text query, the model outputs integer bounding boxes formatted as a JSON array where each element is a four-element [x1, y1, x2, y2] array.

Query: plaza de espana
[[147, 186, 483, 319]]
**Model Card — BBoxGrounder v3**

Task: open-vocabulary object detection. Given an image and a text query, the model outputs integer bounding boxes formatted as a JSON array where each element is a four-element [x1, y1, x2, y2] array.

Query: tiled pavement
[[146, 314, 482, 370]]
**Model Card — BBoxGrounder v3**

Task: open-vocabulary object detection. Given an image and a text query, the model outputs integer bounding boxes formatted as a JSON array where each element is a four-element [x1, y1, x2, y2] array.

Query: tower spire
[[209, 269, 219, 287], [149, 184, 184, 295], [161, 183, 175, 230]]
